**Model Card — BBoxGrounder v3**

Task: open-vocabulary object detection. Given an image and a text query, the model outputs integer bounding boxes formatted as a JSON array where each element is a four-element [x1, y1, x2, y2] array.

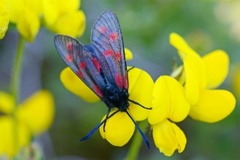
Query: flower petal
[[170, 32, 200, 59], [55, 10, 86, 37], [16, 90, 54, 134], [0, 92, 14, 114], [60, 67, 100, 103], [152, 119, 186, 156], [0, 117, 15, 157], [202, 50, 229, 89], [190, 90, 236, 123], [16, 121, 30, 156], [0, 117, 30, 158], [148, 76, 190, 125], [124, 48, 133, 60], [0, 2, 9, 39], [170, 33, 207, 104], [42, 0, 80, 27], [100, 111, 135, 147], [16, 9, 40, 42], [8, 0, 41, 41], [127, 67, 154, 121], [183, 55, 207, 105]]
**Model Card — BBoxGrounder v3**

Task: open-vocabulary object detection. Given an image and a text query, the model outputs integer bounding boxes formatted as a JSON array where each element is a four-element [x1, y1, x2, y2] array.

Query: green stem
[[126, 120, 149, 160], [10, 35, 25, 156], [10, 35, 25, 105]]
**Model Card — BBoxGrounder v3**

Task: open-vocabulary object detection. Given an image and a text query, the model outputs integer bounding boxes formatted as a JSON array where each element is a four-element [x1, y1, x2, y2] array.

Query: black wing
[[54, 35, 106, 98], [91, 11, 128, 90]]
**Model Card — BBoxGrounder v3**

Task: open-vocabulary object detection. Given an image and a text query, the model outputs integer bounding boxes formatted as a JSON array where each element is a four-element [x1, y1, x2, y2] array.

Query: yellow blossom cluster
[[0, 0, 85, 41], [0, 0, 86, 159]]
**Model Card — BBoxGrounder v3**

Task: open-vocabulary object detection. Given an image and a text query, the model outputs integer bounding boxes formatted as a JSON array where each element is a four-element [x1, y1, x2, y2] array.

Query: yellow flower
[[3, 0, 85, 41], [148, 76, 189, 156], [0, 90, 54, 158], [170, 32, 236, 123], [7, 0, 42, 42], [0, 1, 9, 39], [60, 49, 154, 147], [42, 0, 86, 38]]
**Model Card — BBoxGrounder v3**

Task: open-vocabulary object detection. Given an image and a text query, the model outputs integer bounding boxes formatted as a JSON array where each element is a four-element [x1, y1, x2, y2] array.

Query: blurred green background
[[1, 0, 240, 159]]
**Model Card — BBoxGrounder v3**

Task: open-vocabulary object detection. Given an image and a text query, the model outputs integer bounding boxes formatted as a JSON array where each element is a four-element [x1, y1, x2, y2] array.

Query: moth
[[54, 11, 151, 149]]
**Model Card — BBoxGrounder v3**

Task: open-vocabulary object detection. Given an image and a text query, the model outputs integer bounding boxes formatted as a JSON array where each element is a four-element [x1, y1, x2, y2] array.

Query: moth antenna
[[79, 110, 119, 141], [128, 99, 152, 110], [125, 111, 150, 150], [79, 121, 105, 141]]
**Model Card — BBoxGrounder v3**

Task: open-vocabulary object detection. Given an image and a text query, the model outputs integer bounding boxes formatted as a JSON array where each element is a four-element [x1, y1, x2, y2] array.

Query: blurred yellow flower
[[42, 0, 86, 38], [148, 76, 189, 156], [2, 0, 86, 41], [0, 90, 54, 158], [6, 0, 42, 42], [0, 1, 9, 39], [170, 32, 235, 123]]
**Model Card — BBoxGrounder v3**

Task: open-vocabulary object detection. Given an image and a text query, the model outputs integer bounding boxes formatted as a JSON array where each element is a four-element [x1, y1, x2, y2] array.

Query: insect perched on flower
[[54, 11, 151, 149]]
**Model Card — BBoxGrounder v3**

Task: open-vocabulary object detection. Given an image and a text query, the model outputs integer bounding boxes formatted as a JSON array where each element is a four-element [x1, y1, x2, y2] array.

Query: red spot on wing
[[98, 26, 108, 33], [77, 70, 83, 78], [65, 53, 73, 62], [115, 73, 123, 88], [79, 62, 86, 69], [92, 58, 101, 72], [104, 49, 114, 56], [115, 52, 122, 61], [66, 42, 73, 51], [93, 84, 103, 97], [124, 74, 128, 89], [109, 32, 118, 41]]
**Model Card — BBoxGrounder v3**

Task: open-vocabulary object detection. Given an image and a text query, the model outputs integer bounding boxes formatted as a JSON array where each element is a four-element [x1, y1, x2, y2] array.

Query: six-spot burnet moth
[[54, 11, 151, 149]]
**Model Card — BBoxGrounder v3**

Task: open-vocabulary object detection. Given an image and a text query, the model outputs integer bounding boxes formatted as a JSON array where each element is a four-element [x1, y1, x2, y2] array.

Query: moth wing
[[54, 35, 105, 98], [91, 11, 128, 90]]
